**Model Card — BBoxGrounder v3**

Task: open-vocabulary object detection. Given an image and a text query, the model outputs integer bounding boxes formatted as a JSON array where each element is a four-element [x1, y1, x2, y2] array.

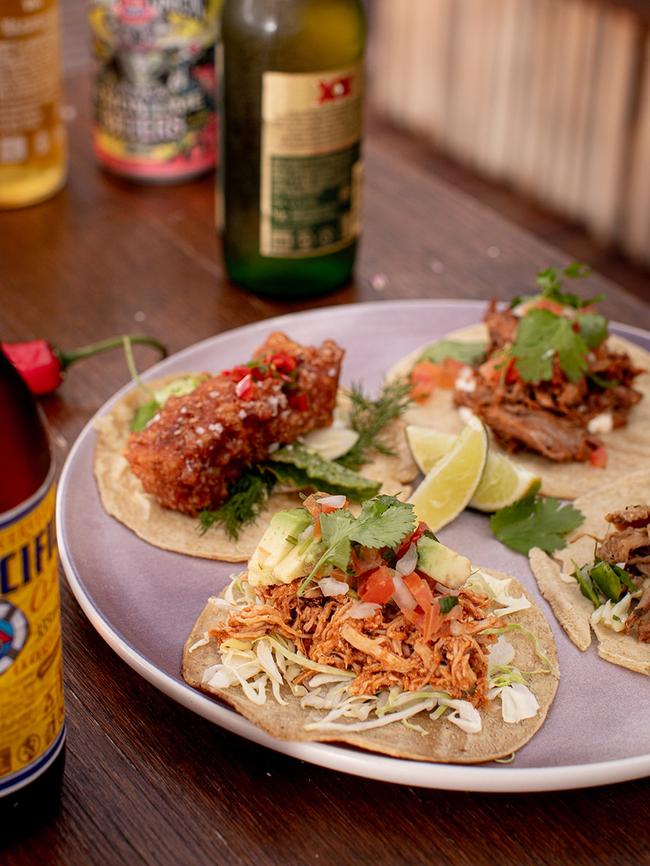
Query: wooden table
[[2, 70, 650, 866]]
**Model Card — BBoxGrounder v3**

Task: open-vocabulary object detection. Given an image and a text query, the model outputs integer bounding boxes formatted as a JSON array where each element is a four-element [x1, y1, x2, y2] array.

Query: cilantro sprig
[[508, 263, 609, 384], [490, 482, 583, 555], [297, 495, 416, 595]]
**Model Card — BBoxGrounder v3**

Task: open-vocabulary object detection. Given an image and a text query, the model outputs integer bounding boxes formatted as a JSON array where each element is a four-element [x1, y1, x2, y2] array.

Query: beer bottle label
[[0, 0, 64, 168], [259, 64, 363, 258], [0, 472, 65, 797], [88, 0, 218, 182]]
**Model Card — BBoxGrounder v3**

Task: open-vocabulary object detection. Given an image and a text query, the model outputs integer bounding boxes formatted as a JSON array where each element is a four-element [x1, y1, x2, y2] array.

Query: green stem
[[122, 335, 155, 399], [56, 334, 167, 370]]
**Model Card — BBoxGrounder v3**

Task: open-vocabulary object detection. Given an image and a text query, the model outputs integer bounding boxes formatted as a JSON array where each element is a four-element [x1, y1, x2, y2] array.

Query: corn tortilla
[[181, 569, 559, 764], [529, 470, 650, 676], [388, 324, 650, 500], [93, 375, 417, 561]]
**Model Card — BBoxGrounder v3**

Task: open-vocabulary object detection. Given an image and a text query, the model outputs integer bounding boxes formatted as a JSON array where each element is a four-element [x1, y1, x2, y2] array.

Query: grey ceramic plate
[[57, 300, 650, 792]]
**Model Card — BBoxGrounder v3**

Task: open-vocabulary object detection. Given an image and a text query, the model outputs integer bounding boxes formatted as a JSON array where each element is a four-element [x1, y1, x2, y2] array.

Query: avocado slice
[[416, 535, 472, 589], [248, 508, 316, 587]]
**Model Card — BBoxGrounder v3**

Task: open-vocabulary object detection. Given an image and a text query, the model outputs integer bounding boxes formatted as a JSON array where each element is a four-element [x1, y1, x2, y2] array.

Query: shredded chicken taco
[[94, 332, 417, 560], [182, 494, 559, 763], [389, 267, 650, 499], [530, 470, 650, 676]]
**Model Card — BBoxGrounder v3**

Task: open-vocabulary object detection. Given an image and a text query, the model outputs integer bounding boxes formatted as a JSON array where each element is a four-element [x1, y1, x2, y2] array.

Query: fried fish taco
[[94, 332, 417, 561], [529, 470, 650, 676], [389, 267, 650, 500], [182, 494, 559, 763]]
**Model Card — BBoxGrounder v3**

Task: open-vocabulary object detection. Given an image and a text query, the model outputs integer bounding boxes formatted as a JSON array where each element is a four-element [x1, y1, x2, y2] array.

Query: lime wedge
[[408, 416, 488, 531], [406, 424, 540, 512]]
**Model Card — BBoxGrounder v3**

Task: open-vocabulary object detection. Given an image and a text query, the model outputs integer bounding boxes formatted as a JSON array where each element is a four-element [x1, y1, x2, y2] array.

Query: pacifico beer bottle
[[219, 0, 366, 297], [0, 349, 65, 839]]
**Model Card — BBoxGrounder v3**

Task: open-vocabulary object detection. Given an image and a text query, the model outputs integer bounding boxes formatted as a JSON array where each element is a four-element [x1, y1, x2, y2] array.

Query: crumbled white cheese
[[587, 412, 613, 435], [457, 406, 476, 425], [455, 367, 476, 393]]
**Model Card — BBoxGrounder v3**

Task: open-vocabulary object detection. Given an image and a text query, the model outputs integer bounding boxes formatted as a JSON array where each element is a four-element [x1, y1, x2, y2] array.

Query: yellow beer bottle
[[0, 0, 67, 208], [219, 0, 366, 297], [0, 349, 65, 840]]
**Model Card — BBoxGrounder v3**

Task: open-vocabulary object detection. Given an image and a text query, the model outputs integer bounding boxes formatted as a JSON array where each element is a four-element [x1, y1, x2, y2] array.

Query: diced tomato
[[409, 359, 464, 402], [402, 571, 434, 610], [589, 445, 608, 469], [289, 392, 309, 411], [395, 522, 428, 559], [270, 351, 297, 374], [358, 566, 395, 605]]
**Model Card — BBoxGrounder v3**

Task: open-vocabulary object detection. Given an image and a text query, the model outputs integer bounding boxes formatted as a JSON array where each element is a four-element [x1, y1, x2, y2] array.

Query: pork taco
[[182, 493, 559, 763], [389, 267, 650, 499], [530, 470, 650, 676], [94, 332, 417, 561]]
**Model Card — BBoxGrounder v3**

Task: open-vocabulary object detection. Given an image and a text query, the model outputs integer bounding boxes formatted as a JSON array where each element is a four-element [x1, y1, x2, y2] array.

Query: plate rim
[[57, 299, 650, 792]]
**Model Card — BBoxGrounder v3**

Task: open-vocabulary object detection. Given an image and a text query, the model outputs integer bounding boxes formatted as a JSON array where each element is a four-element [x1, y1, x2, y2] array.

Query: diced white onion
[[318, 494, 347, 509], [435, 582, 458, 596], [395, 543, 418, 575], [391, 572, 417, 611], [346, 602, 381, 619], [318, 577, 350, 597]]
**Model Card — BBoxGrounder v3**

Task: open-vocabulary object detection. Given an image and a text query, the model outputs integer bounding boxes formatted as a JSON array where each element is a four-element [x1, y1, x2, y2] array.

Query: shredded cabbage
[[467, 570, 532, 616], [488, 681, 540, 724], [488, 635, 515, 668]]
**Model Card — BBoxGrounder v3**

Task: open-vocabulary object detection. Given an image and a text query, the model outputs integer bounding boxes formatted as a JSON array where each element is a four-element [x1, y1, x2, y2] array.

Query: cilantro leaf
[[417, 339, 487, 367], [512, 308, 588, 383], [349, 496, 417, 549], [576, 311, 608, 349], [298, 495, 416, 594], [490, 483, 584, 555]]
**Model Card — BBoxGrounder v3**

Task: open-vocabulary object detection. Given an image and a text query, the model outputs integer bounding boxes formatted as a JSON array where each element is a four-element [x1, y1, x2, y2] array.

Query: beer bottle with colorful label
[[0, 348, 65, 838], [219, 0, 366, 297]]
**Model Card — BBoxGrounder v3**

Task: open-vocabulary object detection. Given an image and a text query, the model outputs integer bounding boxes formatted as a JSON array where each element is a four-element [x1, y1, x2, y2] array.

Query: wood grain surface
[[1, 69, 649, 866]]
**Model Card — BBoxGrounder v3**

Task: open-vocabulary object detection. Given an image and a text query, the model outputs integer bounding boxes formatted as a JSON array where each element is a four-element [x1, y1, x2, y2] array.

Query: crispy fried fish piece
[[125, 333, 343, 516]]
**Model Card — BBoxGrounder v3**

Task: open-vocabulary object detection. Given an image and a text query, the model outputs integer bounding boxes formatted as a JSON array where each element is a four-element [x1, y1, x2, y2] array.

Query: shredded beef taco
[[94, 332, 417, 561], [182, 494, 559, 763], [529, 470, 650, 676], [389, 268, 650, 500]]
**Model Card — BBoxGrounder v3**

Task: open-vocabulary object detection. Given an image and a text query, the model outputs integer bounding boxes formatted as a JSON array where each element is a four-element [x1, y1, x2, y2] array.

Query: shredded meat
[[125, 333, 343, 515], [212, 581, 500, 706], [454, 301, 643, 463], [605, 505, 650, 530]]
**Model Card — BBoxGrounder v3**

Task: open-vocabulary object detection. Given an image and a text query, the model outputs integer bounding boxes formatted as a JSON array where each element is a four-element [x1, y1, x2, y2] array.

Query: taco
[[529, 470, 650, 676], [182, 493, 559, 763], [94, 332, 417, 561], [389, 268, 650, 499]]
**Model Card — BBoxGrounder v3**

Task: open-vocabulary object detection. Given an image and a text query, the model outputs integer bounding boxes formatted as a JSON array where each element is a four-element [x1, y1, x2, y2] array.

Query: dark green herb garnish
[[338, 379, 412, 471], [198, 469, 275, 540]]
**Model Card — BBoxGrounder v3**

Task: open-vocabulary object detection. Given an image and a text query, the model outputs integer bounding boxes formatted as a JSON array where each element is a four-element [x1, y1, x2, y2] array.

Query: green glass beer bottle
[[219, 0, 366, 297]]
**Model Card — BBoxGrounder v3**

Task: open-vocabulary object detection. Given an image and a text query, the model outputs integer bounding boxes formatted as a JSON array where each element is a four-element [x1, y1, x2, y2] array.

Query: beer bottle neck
[[0, 349, 51, 512]]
